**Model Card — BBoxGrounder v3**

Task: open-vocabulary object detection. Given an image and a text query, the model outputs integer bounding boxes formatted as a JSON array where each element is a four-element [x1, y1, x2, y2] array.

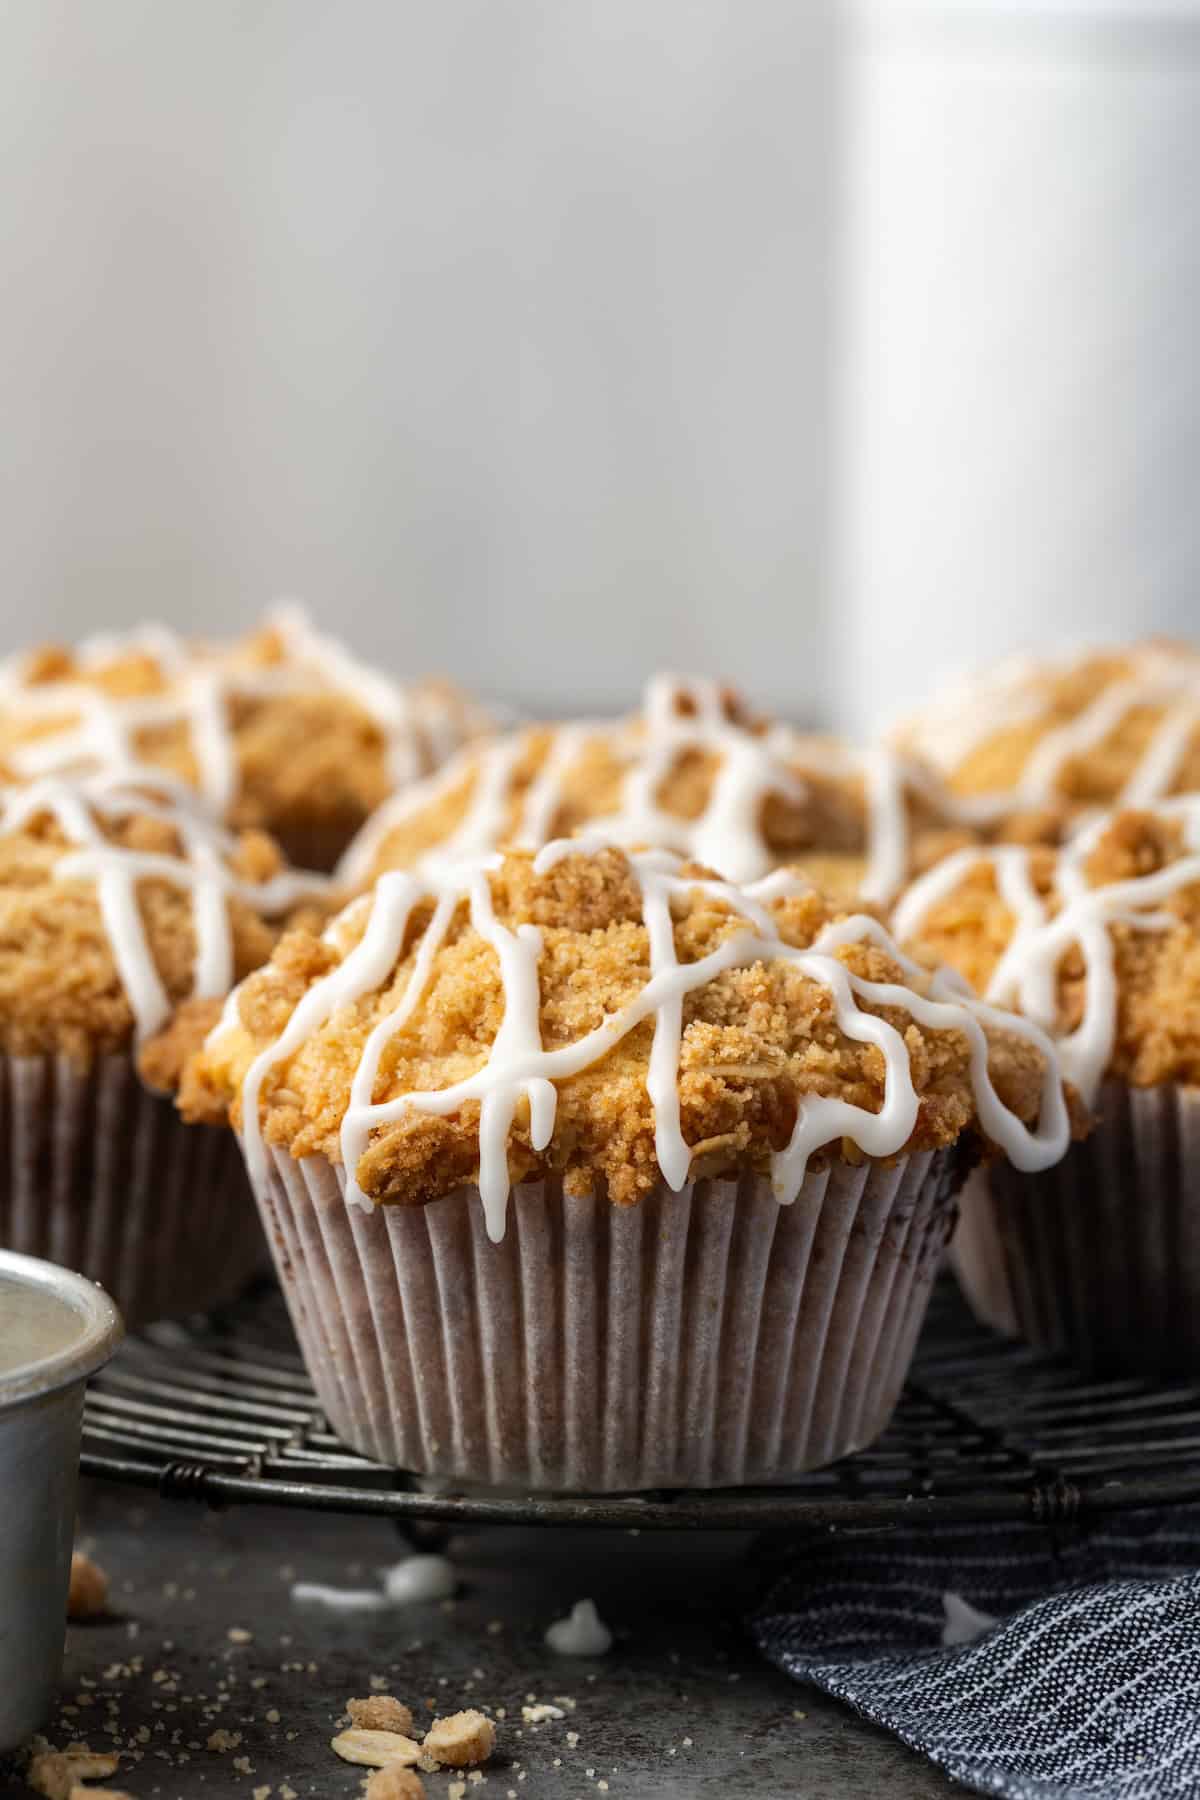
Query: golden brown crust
[[897, 808, 1200, 1089], [0, 795, 299, 1062], [187, 847, 1065, 1207], [0, 623, 485, 869]]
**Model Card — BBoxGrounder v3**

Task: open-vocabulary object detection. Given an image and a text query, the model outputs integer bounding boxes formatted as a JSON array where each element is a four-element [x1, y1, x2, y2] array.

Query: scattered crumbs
[[265, 1710, 280, 1725], [227, 1628, 253, 1645], [253, 1788, 272, 1799], [792, 1710, 807, 1722], [682, 1735, 694, 1747], [250, 1677, 267, 1690], [369, 1674, 389, 1692], [485, 1621, 503, 1636], [279, 1788, 297, 1800], [566, 1731, 580, 1748], [598, 1785, 610, 1794], [521, 1705, 564, 1725], [232, 1754, 254, 1774], [205, 1730, 242, 1753]]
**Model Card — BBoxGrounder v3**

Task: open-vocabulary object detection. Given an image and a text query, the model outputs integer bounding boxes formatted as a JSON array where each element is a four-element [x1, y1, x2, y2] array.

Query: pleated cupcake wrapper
[[0, 1052, 265, 1327], [953, 1081, 1200, 1376], [252, 1144, 962, 1491]]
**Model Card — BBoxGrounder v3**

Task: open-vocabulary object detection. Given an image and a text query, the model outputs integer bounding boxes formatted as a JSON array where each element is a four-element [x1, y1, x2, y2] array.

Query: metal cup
[[0, 1249, 123, 1753]]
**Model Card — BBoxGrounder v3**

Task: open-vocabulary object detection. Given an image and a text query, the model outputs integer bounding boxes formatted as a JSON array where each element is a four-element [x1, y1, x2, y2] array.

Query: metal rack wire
[[80, 1280, 1200, 1530]]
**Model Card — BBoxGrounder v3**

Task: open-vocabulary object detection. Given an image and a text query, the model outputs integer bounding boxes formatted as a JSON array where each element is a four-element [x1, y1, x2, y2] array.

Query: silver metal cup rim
[[0, 1248, 124, 1407]]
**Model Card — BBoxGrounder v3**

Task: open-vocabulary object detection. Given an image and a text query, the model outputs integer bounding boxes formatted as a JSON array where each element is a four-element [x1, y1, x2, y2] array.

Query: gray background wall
[[0, 0, 836, 719]]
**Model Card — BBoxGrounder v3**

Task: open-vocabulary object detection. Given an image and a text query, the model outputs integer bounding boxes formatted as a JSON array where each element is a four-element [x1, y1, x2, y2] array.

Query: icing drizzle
[[0, 606, 476, 812], [3, 767, 330, 1040], [230, 843, 1070, 1243], [338, 674, 932, 904], [892, 796, 1200, 1103], [898, 644, 1200, 820]]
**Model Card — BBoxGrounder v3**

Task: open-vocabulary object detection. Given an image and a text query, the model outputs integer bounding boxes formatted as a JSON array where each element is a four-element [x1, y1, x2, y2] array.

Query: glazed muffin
[[0, 609, 487, 871], [894, 641, 1200, 838], [184, 843, 1071, 1489], [339, 672, 975, 907], [0, 766, 329, 1323], [894, 800, 1200, 1372]]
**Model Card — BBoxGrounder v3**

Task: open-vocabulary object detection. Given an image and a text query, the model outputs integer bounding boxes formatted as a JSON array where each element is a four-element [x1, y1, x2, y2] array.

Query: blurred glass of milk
[[834, 0, 1200, 736]]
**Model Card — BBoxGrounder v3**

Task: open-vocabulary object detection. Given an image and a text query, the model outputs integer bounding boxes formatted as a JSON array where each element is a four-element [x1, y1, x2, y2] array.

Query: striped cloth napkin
[[751, 1508, 1200, 1799]]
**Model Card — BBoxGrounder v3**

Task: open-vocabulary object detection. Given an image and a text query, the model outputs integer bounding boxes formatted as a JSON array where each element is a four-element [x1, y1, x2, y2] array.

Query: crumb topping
[[67, 1551, 109, 1621], [185, 846, 1071, 1230], [422, 1711, 496, 1769], [893, 802, 1200, 1096], [896, 642, 1200, 819], [338, 674, 968, 905], [0, 611, 486, 868], [0, 771, 327, 1059], [349, 1697, 416, 1736]]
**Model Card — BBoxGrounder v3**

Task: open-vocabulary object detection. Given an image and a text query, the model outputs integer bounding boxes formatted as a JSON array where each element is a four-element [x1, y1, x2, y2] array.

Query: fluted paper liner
[[252, 1145, 961, 1490], [953, 1081, 1200, 1376], [0, 1052, 264, 1327]]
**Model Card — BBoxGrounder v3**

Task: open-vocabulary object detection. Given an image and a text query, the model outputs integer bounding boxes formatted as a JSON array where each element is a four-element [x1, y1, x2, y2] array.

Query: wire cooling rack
[[79, 1279, 1200, 1532]]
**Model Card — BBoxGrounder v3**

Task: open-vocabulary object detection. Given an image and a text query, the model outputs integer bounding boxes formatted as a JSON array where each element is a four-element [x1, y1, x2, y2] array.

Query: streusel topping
[[0, 769, 328, 1060], [340, 672, 971, 905], [0, 610, 486, 868], [187, 844, 1072, 1240], [893, 801, 1200, 1099], [895, 642, 1200, 824]]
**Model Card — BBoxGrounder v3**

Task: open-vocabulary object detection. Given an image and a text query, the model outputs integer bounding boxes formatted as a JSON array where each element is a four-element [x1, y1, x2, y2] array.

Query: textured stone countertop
[[1, 1481, 959, 1800]]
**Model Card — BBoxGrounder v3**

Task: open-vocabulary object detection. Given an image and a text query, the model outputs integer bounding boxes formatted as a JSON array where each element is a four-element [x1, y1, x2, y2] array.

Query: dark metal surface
[[80, 1279, 1200, 1530]]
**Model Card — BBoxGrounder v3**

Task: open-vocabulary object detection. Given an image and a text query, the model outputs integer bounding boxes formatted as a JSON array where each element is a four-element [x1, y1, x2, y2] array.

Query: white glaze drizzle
[[232, 842, 1070, 1243], [382, 1554, 458, 1604], [545, 1599, 613, 1656], [892, 796, 1200, 1103], [897, 644, 1200, 818], [0, 607, 476, 814], [2, 767, 330, 1041], [337, 675, 927, 903], [290, 1582, 387, 1612]]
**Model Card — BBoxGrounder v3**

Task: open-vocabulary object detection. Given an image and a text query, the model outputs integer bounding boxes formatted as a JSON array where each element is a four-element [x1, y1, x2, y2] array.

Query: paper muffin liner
[[251, 1143, 963, 1491], [0, 1052, 265, 1327], [952, 1080, 1200, 1376]]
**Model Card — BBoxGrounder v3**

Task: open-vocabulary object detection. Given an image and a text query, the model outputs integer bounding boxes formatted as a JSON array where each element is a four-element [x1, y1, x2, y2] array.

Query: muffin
[[894, 799, 1200, 1372], [339, 672, 974, 907], [0, 765, 329, 1323], [0, 609, 487, 871], [894, 640, 1200, 837], [184, 842, 1071, 1489]]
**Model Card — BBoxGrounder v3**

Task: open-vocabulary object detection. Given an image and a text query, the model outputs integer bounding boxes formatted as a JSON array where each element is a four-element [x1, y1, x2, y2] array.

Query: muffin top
[[187, 842, 1073, 1241], [895, 642, 1200, 827], [0, 610, 486, 868], [339, 673, 971, 906], [0, 768, 329, 1063], [893, 801, 1200, 1102]]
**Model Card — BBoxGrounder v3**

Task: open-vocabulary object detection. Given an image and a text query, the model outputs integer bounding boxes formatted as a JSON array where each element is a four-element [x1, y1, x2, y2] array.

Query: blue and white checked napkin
[[751, 1508, 1200, 1799]]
